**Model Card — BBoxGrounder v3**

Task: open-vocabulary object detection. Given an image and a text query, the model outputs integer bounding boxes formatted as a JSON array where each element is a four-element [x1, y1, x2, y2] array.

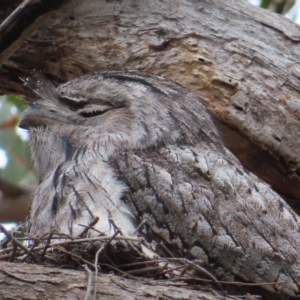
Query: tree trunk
[[0, 261, 242, 300], [0, 0, 299, 299]]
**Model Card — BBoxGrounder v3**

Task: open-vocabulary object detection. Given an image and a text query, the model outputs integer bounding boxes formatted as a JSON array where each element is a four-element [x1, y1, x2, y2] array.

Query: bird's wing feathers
[[110, 143, 300, 295]]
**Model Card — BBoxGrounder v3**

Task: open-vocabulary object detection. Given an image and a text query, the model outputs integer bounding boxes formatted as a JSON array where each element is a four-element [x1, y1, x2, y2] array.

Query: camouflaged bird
[[20, 70, 300, 299]]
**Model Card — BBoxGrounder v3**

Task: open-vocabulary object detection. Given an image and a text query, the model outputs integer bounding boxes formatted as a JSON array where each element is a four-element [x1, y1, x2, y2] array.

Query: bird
[[19, 70, 300, 299]]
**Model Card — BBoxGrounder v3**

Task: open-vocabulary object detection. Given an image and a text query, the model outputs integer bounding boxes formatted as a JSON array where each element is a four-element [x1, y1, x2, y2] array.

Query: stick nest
[[0, 218, 218, 284], [0, 217, 280, 297]]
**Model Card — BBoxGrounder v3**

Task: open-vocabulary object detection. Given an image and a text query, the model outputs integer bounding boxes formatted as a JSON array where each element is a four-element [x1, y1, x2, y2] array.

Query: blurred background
[[249, 0, 300, 20], [0, 0, 299, 239]]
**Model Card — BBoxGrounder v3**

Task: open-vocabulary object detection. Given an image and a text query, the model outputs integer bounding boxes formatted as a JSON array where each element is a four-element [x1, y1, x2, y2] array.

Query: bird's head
[[20, 70, 218, 147], [19, 70, 220, 180]]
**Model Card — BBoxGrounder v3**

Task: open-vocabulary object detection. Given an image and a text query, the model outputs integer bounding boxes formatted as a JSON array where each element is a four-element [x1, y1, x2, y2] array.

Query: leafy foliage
[[0, 96, 36, 188], [252, 0, 297, 16]]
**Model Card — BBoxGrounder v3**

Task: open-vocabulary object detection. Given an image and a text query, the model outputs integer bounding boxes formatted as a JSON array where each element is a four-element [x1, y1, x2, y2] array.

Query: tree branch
[[0, 262, 239, 300]]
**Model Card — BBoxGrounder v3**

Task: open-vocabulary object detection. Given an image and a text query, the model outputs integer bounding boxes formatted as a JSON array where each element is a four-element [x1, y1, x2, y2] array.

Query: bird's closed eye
[[59, 96, 114, 117], [78, 104, 112, 118]]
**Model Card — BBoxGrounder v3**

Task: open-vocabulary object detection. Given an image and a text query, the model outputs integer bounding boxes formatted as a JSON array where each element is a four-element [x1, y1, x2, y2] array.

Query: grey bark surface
[[0, 261, 236, 300]]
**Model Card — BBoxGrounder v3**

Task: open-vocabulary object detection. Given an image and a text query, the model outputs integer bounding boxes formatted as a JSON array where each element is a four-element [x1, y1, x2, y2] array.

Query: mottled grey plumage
[[20, 71, 300, 298]]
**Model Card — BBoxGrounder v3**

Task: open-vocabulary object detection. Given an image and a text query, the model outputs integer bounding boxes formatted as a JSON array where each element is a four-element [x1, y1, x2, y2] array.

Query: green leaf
[[0, 97, 36, 188], [6, 95, 27, 112]]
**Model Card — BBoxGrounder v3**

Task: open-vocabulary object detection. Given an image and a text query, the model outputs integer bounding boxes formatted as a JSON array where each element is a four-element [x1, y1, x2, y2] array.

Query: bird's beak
[[19, 106, 62, 129]]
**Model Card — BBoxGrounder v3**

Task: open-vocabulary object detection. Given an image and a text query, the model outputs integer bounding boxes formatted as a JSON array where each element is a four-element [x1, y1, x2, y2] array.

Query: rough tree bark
[[0, 0, 300, 299], [0, 261, 243, 300]]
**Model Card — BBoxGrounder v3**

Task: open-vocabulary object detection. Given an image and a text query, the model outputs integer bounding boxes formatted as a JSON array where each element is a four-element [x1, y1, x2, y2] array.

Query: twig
[[104, 230, 120, 250], [118, 259, 162, 268], [134, 220, 146, 233], [167, 258, 221, 289], [52, 231, 75, 240], [109, 218, 122, 235], [77, 225, 104, 236], [108, 219, 146, 259], [78, 217, 99, 238], [9, 240, 17, 262], [100, 254, 118, 269], [0, 246, 14, 254], [127, 266, 164, 275], [154, 262, 169, 279], [102, 263, 148, 281], [26, 234, 96, 268], [127, 241, 146, 258], [93, 244, 105, 300], [24, 233, 143, 249], [22, 239, 38, 263], [0, 251, 25, 260], [83, 264, 93, 300], [0, 224, 30, 255], [93, 229, 120, 300], [159, 242, 176, 258], [1, 268, 37, 284], [41, 230, 53, 261], [0, 236, 11, 249], [156, 264, 187, 277]]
